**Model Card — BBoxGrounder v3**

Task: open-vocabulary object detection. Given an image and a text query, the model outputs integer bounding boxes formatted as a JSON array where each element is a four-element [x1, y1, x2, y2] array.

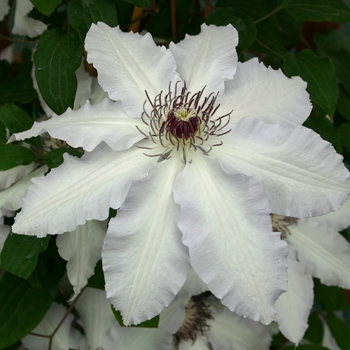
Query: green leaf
[[313, 278, 349, 312], [0, 234, 51, 279], [281, 345, 331, 350], [67, 0, 118, 43], [279, 0, 350, 23], [33, 29, 82, 115], [314, 30, 350, 95], [216, 0, 272, 20], [337, 86, 350, 121], [340, 123, 350, 153], [111, 307, 159, 328], [324, 315, 350, 350], [122, 0, 152, 8], [0, 122, 6, 145], [0, 268, 62, 348], [30, 0, 62, 16], [304, 313, 324, 345], [284, 50, 338, 116], [43, 148, 83, 168], [205, 8, 256, 56], [0, 144, 36, 170], [0, 104, 33, 134]]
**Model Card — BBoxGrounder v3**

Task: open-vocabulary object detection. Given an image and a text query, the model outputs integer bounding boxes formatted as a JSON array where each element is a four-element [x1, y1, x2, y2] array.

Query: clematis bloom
[[11, 23, 350, 326]]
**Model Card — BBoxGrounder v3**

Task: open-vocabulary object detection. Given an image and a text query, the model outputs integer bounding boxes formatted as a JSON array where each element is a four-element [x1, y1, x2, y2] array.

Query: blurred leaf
[[279, 0, 350, 23], [314, 30, 350, 95], [0, 122, 6, 145], [122, 0, 152, 8], [324, 315, 350, 350], [67, 0, 118, 42], [34, 29, 82, 115], [284, 50, 338, 116], [0, 266, 63, 348], [216, 0, 271, 19], [337, 86, 350, 121], [304, 313, 324, 345], [340, 123, 350, 153], [282, 345, 331, 350], [86, 259, 105, 290], [313, 278, 349, 312], [30, 0, 62, 16], [0, 105, 33, 134], [0, 234, 51, 279], [43, 148, 83, 168], [0, 144, 36, 170], [112, 307, 159, 328], [146, 0, 171, 38], [206, 8, 256, 55]]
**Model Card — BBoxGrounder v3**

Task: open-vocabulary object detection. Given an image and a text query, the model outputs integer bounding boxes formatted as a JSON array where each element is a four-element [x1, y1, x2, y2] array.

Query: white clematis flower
[[10, 23, 350, 325], [271, 201, 350, 344]]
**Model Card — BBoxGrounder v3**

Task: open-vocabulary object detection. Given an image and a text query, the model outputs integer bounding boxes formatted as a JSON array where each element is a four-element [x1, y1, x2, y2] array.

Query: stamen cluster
[[271, 214, 298, 239], [140, 82, 231, 161]]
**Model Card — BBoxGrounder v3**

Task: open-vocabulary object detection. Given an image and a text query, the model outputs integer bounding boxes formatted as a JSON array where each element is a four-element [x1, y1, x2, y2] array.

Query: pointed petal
[[75, 288, 115, 349], [85, 22, 179, 116], [0, 162, 36, 191], [173, 151, 288, 324], [12, 0, 47, 38], [286, 219, 350, 288], [274, 247, 314, 345], [207, 304, 272, 350], [321, 316, 341, 350], [177, 269, 209, 298], [56, 221, 106, 298], [21, 303, 83, 350], [216, 117, 350, 217], [310, 198, 350, 232], [220, 58, 311, 126], [0, 165, 48, 211], [10, 99, 144, 152], [169, 24, 238, 95], [103, 153, 190, 325], [12, 144, 153, 236]]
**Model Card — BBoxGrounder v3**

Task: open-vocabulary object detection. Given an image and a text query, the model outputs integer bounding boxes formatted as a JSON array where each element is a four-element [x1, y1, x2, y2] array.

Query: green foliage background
[[1, 0, 350, 348]]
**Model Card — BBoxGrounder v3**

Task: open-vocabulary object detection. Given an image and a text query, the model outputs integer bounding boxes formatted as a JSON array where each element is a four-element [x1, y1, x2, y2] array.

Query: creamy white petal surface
[[169, 24, 238, 95], [274, 247, 314, 345], [173, 151, 287, 324], [21, 303, 83, 350], [10, 99, 144, 152], [0, 0, 9, 23], [217, 117, 350, 217], [12, 144, 153, 235], [103, 153, 190, 325], [220, 58, 312, 126], [85, 22, 180, 116], [287, 219, 350, 288], [0, 162, 36, 191], [12, 0, 47, 38], [56, 220, 106, 298], [75, 288, 115, 349]]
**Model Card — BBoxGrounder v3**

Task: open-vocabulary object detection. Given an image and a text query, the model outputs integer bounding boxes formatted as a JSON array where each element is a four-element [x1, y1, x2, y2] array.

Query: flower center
[[270, 214, 298, 239], [173, 295, 213, 346], [139, 82, 231, 162]]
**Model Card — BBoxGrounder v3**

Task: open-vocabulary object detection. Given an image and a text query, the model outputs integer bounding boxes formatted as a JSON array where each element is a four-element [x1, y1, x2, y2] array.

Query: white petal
[[56, 221, 106, 298], [216, 117, 350, 217], [10, 99, 144, 152], [220, 58, 312, 126], [75, 288, 115, 349], [321, 316, 341, 350], [287, 219, 350, 288], [207, 305, 272, 350], [73, 59, 93, 110], [169, 24, 238, 95], [85, 22, 179, 116], [103, 153, 190, 325], [0, 162, 36, 191], [173, 151, 288, 324], [0, 216, 10, 252], [12, 0, 47, 38], [0, 165, 48, 211], [310, 198, 350, 232], [12, 143, 153, 236], [274, 247, 314, 345], [179, 336, 209, 350], [21, 303, 83, 350], [0, 0, 9, 22], [90, 77, 109, 105], [177, 269, 209, 298]]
